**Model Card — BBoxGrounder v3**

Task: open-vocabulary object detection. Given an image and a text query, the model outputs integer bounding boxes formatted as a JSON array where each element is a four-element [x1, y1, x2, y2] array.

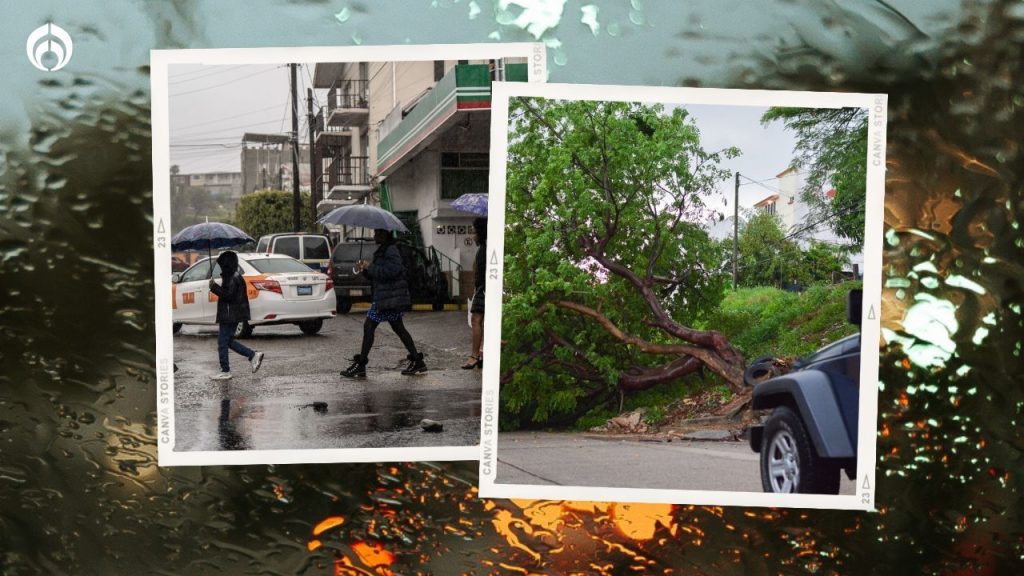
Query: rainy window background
[[1, 1, 1022, 574]]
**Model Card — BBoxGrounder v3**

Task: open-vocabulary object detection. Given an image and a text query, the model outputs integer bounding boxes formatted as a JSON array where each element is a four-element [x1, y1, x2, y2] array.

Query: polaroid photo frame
[[479, 82, 885, 510], [153, 43, 547, 466]]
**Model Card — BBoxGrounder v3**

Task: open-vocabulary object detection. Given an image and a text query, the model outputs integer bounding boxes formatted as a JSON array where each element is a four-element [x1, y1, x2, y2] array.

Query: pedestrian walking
[[208, 251, 264, 380], [463, 217, 486, 369], [340, 229, 427, 378]]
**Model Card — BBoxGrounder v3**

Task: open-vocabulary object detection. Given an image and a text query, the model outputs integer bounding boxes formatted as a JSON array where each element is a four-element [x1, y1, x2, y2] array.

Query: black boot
[[401, 352, 427, 375], [340, 354, 367, 378]]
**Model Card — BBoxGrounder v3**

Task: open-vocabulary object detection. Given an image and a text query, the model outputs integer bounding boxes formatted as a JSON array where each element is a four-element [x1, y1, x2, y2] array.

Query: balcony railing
[[327, 80, 369, 111], [323, 155, 370, 188]]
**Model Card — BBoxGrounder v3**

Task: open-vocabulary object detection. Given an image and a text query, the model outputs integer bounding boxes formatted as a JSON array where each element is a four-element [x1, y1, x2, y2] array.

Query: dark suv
[[748, 289, 862, 494], [330, 240, 450, 313]]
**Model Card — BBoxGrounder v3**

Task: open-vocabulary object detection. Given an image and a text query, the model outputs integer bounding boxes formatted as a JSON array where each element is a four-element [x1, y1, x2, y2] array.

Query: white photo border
[[478, 82, 886, 511], [153, 43, 547, 467]]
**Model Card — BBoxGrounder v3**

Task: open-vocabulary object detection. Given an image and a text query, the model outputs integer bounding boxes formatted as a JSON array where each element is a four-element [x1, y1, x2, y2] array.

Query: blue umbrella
[[450, 193, 488, 216], [318, 204, 409, 233], [171, 222, 254, 262]]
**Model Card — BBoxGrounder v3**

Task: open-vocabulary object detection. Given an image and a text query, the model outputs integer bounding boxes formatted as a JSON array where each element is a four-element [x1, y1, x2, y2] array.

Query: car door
[[301, 235, 331, 273], [173, 258, 213, 324]]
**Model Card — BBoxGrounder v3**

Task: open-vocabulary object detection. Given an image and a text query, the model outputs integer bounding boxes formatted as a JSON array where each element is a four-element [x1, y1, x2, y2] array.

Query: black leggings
[[360, 317, 418, 359]]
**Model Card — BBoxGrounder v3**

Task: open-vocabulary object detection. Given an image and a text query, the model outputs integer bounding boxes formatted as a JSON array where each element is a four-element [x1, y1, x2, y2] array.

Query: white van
[[256, 233, 332, 274]]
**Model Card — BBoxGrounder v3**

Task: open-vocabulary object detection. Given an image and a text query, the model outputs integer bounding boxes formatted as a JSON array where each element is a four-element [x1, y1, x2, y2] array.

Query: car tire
[[298, 319, 323, 335], [173, 322, 182, 335], [744, 355, 777, 387], [235, 321, 254, 339], [336, 297, 352, 314], [759, 406, 840, 494]]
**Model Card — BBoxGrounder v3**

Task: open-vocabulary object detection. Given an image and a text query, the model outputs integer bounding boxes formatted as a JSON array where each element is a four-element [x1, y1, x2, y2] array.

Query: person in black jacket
[[462, 217, 486, 369], [340, 229, 426, 378], [208, 251, 264, 380]]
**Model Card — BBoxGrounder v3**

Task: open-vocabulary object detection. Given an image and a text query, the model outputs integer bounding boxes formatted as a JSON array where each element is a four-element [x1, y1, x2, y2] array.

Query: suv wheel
[[760, 406, 840, 494], [336, 296, 352, 314], [173, 322, 182, 335], [234, 321, 254, 339], [298, 319, 323, 335]]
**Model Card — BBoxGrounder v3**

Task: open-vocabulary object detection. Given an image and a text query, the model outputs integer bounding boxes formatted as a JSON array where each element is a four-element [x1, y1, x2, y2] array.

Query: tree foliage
[[760, 107, 868, 244], [171, 186, 232, 233], [734, 211, 848, 288], [500, 98, 744, 426], [233, 189, 314, 240]]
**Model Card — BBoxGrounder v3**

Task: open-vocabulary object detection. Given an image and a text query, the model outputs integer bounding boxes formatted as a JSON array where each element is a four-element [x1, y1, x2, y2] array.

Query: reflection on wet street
[[172, 312, 483, 451]]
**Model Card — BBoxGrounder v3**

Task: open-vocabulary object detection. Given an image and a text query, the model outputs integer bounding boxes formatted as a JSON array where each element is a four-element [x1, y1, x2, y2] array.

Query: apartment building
[[312, 58, 527, 296]]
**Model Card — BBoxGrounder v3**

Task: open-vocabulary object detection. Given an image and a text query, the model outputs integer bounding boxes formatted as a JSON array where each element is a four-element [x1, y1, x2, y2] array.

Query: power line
[[171, 143, 245, 149], [738, 173, 790, 195], [170, 66, 284, 98], [172, 101, 288, 133], [168, 64, 247, 84], [171, 118, 291, 141]]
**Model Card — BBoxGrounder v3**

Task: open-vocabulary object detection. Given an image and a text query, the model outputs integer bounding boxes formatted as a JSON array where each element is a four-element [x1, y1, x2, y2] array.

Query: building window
[[434, 60, 445, 81], [763, 202, 776, 216], [440, 152, 488, 200]]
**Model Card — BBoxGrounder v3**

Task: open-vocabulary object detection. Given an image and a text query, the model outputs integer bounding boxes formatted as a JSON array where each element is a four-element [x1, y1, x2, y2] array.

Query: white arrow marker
[[868, 305, 877, 320], [490, 250, 498, 265], [157, 218, 166, 234], [862, 475, 871, 490]]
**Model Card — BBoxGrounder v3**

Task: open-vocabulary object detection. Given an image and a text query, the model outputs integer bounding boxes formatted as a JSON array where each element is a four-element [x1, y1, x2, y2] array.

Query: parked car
[[256, 233, 332, 274], [172, 252, 335, 337], [330, 239, 450, 314], [748, 289, 862, 494]]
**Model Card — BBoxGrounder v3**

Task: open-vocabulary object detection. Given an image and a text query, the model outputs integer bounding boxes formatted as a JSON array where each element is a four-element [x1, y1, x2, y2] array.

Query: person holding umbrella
[[450, 194, 489, 370], [208, 251, 264, 380], [463, 217, 486, 369], [339, 229, 427, 378]]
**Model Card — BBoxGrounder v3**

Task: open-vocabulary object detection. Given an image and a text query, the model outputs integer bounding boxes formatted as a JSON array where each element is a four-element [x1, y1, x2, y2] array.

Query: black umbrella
[[171, 222, 254, 266], [318, 204, 409, 232]]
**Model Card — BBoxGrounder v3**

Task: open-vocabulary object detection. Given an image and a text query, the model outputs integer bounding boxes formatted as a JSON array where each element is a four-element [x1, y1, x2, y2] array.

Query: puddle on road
[[181, 386, 482, 451]]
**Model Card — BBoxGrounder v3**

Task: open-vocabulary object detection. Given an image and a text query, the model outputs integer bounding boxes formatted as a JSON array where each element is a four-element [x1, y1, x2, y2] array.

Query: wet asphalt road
[[496, 432, 856, 495], [172, 309, 483, 452]]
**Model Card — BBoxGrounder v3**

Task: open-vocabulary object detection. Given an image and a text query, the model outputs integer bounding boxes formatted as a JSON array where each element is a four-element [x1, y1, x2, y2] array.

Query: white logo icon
[[26, 23, 73, 72]]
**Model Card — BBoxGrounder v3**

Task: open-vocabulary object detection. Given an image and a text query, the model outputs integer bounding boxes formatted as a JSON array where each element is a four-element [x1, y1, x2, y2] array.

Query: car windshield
[[248, 257, 316, 274]]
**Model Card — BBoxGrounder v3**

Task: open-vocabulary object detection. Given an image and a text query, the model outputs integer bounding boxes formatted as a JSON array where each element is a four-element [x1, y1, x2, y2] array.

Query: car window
[[332, 244, 372, 262], [249, 258, 315, 274], [303, 236, 330, 260], [272, 236, 300, 259], [181, 259, 212, 282], [256, 237, 269, 253]]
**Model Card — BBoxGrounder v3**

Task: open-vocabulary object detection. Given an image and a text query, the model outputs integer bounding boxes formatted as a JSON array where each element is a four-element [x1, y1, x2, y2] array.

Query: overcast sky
[[168, 63, 304, 174], [166, 67, 800, 216], [682, 103, 798, 214]]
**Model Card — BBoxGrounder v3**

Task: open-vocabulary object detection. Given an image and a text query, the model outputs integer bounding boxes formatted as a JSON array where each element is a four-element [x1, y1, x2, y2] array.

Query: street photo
[[151, 44, 546, 465], [479, 83, 885, 510]]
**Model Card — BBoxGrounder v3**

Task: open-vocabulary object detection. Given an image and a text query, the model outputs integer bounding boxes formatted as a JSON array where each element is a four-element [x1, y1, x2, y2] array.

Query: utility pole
[[733, 171, 739, 290], [307, 87, 319, 226], [290, 63, 301, 232]]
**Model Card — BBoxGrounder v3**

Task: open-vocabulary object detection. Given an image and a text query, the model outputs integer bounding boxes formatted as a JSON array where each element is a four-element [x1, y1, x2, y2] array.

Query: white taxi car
[[172, 252, 335, 337]]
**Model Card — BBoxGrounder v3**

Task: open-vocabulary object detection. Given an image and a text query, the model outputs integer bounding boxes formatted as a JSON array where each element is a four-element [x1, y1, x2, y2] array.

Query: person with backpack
[[208, 251, 264, 380], [340, 229, 427, 378]]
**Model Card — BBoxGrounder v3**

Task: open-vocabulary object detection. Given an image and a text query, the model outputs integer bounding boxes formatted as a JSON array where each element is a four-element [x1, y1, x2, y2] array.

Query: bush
[[704, 281, 861, 360]]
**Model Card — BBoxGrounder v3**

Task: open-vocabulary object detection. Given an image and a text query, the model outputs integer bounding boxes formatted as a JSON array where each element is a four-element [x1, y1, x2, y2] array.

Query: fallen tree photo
[[499, 98, 749, 427]]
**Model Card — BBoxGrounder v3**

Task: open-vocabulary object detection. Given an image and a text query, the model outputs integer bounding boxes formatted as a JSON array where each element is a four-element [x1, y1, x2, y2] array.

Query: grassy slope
[[576, 281, 861, 430]]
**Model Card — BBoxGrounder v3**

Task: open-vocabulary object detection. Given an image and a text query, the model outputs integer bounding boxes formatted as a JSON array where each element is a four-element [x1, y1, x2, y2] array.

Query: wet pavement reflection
[[172, 312, 483, 451]]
